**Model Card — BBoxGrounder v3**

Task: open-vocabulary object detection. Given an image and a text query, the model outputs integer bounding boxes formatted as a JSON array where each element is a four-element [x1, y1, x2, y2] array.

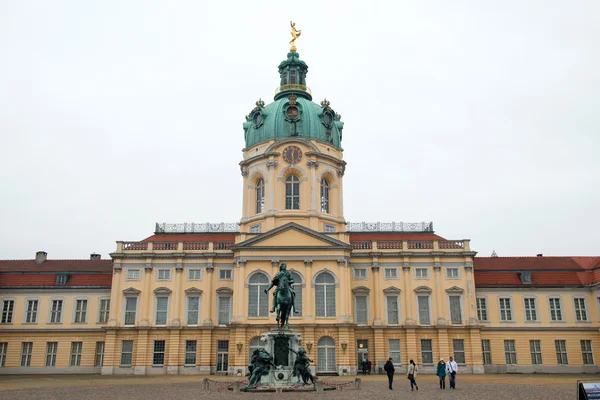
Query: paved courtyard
[[0, 374, 582, 399]]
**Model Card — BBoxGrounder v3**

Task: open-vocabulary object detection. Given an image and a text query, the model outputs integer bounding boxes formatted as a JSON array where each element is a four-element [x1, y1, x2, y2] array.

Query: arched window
[[317, 337, 336, 373], [315, 272, 336, 317], [248, 336, 263, 364], [291, 271, 303, 316], [248, 273, 269, 317], [256, 179, 265, 214], [285, 175, 300, 210], [290, 70, 297, 84], [320, 179, 330, 213]]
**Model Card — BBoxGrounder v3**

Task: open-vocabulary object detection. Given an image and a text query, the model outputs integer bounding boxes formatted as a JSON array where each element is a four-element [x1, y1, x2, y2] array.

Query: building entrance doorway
[[357, 340, 369, 374]]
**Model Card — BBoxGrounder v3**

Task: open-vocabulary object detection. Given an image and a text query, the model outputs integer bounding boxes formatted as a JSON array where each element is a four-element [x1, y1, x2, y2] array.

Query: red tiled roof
[[0, 259, 113, 273], [474, 256, 595, 271], [142, 234, 236, 242], [474, 271, 592, 287], [348, 233, 446, 241], [0, 273, 112, 287]]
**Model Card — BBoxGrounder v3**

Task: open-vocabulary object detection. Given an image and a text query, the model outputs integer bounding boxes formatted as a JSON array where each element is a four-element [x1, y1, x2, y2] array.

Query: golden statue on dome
[[289, 21, 301, 52]]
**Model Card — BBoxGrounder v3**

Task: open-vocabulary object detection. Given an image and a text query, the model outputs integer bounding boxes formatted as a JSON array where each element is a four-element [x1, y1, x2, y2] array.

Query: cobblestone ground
[[0, 375, 579, 400]]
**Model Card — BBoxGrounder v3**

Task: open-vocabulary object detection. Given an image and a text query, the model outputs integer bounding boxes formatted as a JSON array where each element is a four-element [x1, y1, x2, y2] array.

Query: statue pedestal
[[255, 329, 304, 388]]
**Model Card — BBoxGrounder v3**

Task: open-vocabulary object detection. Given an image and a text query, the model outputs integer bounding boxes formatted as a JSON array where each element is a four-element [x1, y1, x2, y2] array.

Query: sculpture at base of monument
[[247, 348, 277, 388], [264, 262, 298, 330], [289, 347, 316, 385]]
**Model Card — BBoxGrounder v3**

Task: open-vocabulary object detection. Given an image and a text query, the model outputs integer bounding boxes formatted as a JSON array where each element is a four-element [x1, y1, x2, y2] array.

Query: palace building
[[1, 43, 599, 376]]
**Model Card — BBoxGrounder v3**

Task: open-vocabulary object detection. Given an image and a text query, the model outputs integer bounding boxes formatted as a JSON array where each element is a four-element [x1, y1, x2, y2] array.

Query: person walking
[[436, 358, 447, 389], [384, 357, 395, 390], [446, 356, 458, 389], [407, 359, 418, 391], [361, 360, 367, 375]]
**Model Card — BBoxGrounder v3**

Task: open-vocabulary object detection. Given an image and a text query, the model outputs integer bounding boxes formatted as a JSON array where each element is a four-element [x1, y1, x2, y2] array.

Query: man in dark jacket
[[384, 357, 395, 390]]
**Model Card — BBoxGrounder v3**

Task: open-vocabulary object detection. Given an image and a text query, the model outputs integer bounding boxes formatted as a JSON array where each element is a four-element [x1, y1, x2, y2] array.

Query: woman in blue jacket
[[436, 358, 447, 389]]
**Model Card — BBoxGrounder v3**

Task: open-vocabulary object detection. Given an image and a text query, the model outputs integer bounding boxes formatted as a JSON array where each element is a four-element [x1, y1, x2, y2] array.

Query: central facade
[[102, 49, 480, 376]]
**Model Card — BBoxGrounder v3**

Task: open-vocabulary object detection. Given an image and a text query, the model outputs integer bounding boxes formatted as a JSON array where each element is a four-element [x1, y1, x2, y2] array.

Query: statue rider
[[264, 262, 298, 314]]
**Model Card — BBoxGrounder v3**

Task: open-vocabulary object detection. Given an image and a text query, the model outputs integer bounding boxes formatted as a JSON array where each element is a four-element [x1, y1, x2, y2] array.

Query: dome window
[[253, 112, 262, 127], [290, 70, 297, 84], [286, 107, 299, 120]]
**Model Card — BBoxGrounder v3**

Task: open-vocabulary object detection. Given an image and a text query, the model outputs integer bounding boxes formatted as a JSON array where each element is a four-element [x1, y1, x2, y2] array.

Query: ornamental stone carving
[[206, 263, 214, 273], [464, 261, 474, 271], [304, 259, 313, 267], [433, 262, 442, 271], [266, 160, 279, 169], [306, 160, 320, 169], [271, 260, 280, 268], [113, 262, 122, 272], [144, 263, 153, 273], [176, 262, 183, 273]]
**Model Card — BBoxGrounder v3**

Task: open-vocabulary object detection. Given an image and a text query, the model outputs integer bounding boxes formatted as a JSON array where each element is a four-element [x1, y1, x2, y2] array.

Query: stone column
[[142, 260, 153, 326], [134, 329, 149, 375], [304, 260, 314, 322], [171, 261, 183, 326], [337, 259, 350, 322], [434, 262, 446, 326], [241, 169, 249, 220], [373, 328, 385, 374], [101, 330, 117, 375], [231, 259, 246, 324], [108, 262, 122, 327], [402, 263, 414, 324], [199, 329, 212, 374], [167, 329, 181, 374], [464, 262, 475, 325], [266, 159, 278, 212], [203, 264, 214, 326], [469, 327, 484, 373], [405, 327, 417, 365], [438, 328, 449, 362], [307, 159, 319, 212], [371, 261, 382, 326], [337, 169, 344, 217]]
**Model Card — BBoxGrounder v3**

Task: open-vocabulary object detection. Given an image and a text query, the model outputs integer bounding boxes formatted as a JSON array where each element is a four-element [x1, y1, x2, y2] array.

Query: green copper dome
[[243, 52, 344, 149]]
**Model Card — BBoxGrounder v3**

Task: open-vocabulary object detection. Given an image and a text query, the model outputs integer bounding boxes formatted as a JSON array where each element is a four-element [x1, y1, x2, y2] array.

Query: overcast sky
[[1, 1, 599, 260]]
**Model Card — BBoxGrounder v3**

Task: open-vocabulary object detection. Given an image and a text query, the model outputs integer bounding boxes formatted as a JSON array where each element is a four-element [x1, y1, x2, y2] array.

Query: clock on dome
[[282, 145, 302, 164]]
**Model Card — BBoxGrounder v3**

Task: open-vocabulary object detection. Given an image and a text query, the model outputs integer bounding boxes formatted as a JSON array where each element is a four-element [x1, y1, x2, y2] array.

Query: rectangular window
[[446, 267, 459, 278], [482, 340, 492, 365], [384, 268, 398, 279], [157, 269, 171, 280], [355, 296, 368, 325], [449, 295, 462, 324], [46, 342, 58, 367], [250, 224, 261, 233], [126, 269, 141, 280], [524, 298, 537, 321], [530, 340, 542, 365], [219, 269, 232, 280], [415, 268, 428, 279], [56, 274, 68, 285], [353, 269, 367, 279], [95, 342, 105, 367], [216, 340, 229, 372], [453, 339, 465, 364], [99, 299, 110, 323], [218, 296, 231, 325], [555, 340, 568, 365], [1, 300, 14, 323], [188, 269, 202, 280], [153, 340, 165, 366], [124, 297, 137, 326], [477, 298, 488, 321], [155, 297, 169, 325], [21, 342, 33, 367], [324, 224, 336, 233], [499, 298, 512, 321], [421, 339, 433, 364], [574, 298, 588, 321], [120, 340, 134, 367], [70, 342, 83, 366], [386, 296, 399, 325], [504, 340, 517, 364], [187, 296, 200, 325], [0, 342, 6, 367], [185, 340, 197, 366], [417, 295, 431, 325], [25, 300, 38, 323], [389, 339, 401, 366], [74, 299, 88, 323], [50, 300, 63, 323], [549, 297, 563, 321], [581, 340, 594, 365]]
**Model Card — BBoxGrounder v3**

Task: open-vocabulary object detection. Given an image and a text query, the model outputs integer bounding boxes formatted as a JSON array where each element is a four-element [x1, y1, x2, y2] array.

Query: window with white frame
[[21, 342, 32, 367], [216, 340, 229, 372], [291, 271, 303, 316], [555, 340, 568, 365], [581, 340, 594, 365], [285, 175, 300, 210], [74, 300, 87, 323], [389, 339, 401, 366], [188, 269, 202, 280], [446, 267, 460, 278], [120, 340, 134, 366], [56, 274, 68, 285], [187, 296, 200, 325], [95, 342, 105, 367], [320, 178, 330, 213], [549, 297, 563, 321], [482, 340, 492, 364], [386, 296, 400, 325], [50, 299, 63, 323], [449, 295, 462, 324], [219, 269, 232, 280], [157, 269, 171, 281], [421, 339, 433, 364], [384, 268, 398, 279], [185, 340, 197, 366], [250, 224, 261, 233], [477, 298, 488, 321], [417, 295, 431, 325], [124, 297, 138, 326], [46, 342, 57, 367], [256, 178, 265, 214], [126, 269, 141, 280], [324, 224, 336, 233], [155, 296, 169, 325], [317, 337, 336, 373], [530, 340, 542, 364], [574, 298, 588, 321], [355, 295, 368, 325], [99, 299, 110, 323], [453, 339, 466, 364], [499, 298, 513, 321], [524, 298, 537, 321], [153, 340, 165, 366], [25, 300, 38, 323], [1, 300, 14, 323], [70, 342, 83, 366], [504, 340, 517, 364], [0, 342, 7, 367], [353, 268, 367, 279], [315, 272, 336, 317], [415, 268, 429, 279], [248, 272, 269, 318], [218, 295, 231, 325]]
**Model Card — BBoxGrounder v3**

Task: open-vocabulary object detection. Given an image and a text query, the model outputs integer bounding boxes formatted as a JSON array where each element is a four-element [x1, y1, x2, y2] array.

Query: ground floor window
[[317, 337, 336, 373], [453, 339, 465, 364], [421, 339, 433, 365], [70, 342, 83, 366], [121, 340, 134, 367], [95, 342, 105, 367], [482, 340, 492, 364], [21, 342, 32, 367], [46, 342, 58, 367], [248, 337, 262, 364], [530, 340, 542, 365], [217, 340, 229, 372], [581, 340, 594, 365], [185, 340, 197, 366], [555, 340, 568, 365], [504, 340, 517, 364], [388, 339, 401, 366], [0, 342, 6, 367], [153, 340, 166, 366]]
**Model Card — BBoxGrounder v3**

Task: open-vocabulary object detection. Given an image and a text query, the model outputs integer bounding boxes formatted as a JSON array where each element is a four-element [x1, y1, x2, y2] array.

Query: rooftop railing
[[346, 222, 434, 232], [274, 84, 312, 97], [351, 239, 470, 252]]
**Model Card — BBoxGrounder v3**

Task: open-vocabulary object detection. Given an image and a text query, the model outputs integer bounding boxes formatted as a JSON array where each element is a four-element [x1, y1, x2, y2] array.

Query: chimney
[[536, 253, 543, 257], [35, 251, 47, 264], [90, 253, 101, 260]]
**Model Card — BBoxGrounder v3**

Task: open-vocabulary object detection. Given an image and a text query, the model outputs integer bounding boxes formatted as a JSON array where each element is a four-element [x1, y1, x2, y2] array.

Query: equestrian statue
[[264, 262, 298, 330]]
